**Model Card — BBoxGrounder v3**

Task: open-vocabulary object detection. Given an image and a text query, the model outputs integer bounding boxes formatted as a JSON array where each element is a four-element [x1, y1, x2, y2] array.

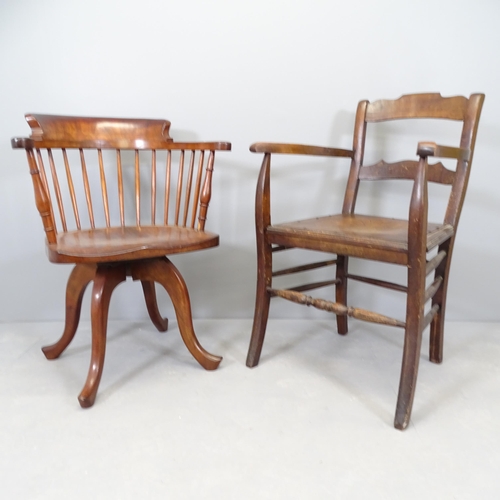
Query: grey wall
[[1, 0, 499, 322]]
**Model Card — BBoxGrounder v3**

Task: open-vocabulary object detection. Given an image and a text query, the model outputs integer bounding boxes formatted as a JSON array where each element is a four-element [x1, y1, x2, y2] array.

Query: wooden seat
[[12, 114, 231, 407], [246, 93, 484, 429]]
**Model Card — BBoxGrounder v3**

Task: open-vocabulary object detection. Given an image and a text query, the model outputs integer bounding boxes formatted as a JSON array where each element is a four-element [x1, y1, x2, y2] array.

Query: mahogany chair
[[246, 93, 484, 429], [12, 114, 231, 407]]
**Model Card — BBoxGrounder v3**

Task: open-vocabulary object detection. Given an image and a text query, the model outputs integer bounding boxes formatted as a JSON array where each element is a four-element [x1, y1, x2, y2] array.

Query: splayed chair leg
[[131, 258, 221, 370], [394, 261, 425, 430], [42, 264, 96, 360], [141, 280, 168, 332], [78, 264, 126, 408], [246, 235, 273, 368], [246, 288, 271, 368]]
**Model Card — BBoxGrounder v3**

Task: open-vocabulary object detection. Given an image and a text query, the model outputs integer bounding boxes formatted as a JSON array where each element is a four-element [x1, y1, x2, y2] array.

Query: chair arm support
[[417, 142, 470, 162], [250, 142, 353, 158]]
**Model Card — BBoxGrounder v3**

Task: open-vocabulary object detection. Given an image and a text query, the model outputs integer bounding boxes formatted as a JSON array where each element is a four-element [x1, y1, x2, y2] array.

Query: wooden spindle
[[36, 149, 51, 205], [424, 276, 443, 302], [273, 259, 337, 277], [269, 287, 405, 328], [182, 151, 195, 227], [79, 149, 95, 229], [198, 151, 215, 231], [116, 150, 125, 227], [98, 149, 110, 228], [47, 149, 67, 232], [347, 273, 408, 293], [62, 149, 81, 229], [426, 250, 447, 276], [175, 150, 185, 225], [27, 149, 57, 244], [135, 150, 140, 226], [151, 150, 156, 225], [190, 151, 205, 228], [164, 151, 171, 225]]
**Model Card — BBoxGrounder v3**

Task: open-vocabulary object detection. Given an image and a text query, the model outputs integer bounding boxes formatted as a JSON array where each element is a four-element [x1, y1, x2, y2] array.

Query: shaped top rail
[[11, 114, 231, 151]]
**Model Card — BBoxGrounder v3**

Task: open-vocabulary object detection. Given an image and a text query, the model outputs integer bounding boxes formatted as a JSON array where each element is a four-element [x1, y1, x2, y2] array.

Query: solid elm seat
[[12, 113, 231, 407], [49, 226, 219, 263], [268, 215, 454, 263]]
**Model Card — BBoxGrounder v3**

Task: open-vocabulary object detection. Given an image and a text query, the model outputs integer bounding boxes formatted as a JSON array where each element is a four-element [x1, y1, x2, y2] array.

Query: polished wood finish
[[246, 93, 484, 429], [13, 114, 230, 407]]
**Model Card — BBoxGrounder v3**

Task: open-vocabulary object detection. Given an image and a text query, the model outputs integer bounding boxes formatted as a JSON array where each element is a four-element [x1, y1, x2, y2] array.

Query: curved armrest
[[250, 142, 353, 158], [417, 142, 470, 162], [11, 137, 232, 151]]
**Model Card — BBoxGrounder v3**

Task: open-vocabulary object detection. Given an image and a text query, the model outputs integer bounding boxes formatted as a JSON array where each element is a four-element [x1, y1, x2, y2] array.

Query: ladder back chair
[[12, 114, 231, 407], [246, 93, 484, 429]]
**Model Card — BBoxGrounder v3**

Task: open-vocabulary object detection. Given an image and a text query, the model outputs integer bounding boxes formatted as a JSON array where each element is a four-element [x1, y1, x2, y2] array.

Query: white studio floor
[[1, 318, 499, 499]]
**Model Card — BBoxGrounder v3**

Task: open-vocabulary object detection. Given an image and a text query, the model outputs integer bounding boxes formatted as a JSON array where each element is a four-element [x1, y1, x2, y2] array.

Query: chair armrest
[[250, 142, 353, 158], [417, 142, 470, 162]]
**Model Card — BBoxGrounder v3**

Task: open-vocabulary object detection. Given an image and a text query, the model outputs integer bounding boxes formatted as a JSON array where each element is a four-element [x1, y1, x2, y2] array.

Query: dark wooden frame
[[12, 114, 231, 407], [246, 93, 484, 429]]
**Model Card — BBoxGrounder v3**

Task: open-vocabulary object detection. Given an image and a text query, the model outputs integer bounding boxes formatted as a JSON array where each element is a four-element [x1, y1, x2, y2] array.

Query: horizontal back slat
[[359, 160, 455, 185], [366, 93, 468, 122]]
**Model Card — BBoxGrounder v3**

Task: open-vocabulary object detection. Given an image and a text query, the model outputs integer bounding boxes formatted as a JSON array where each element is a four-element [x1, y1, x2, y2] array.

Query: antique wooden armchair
[[12, 114, 231, 407], [246, 93, 484, 429]]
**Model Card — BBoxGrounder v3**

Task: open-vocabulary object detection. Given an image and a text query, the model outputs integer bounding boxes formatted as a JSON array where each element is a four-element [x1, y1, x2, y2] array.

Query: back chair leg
[[78, 264, 126, 408], [141, 280, 169, 332], [335, 255, 349, 335], [131, 258, 222, 371], [429, 241, 453, 364], [42, 264, 96, 360]]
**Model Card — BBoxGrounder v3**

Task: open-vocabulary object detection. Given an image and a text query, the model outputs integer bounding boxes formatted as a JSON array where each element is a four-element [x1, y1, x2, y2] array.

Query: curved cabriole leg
[[78, 264, 126, 408], [335, 255, 349, 335], [131, 258, 221, 370], [394, 263, 426, 430], [141, 280, 168, 332], [42, 264, 96, 360], [429, 240, 453, 364]]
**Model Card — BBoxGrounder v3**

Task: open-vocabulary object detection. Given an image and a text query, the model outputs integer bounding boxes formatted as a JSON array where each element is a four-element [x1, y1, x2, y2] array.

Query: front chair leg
[[141, 280, 168, 332], [78, 264, 126, 408], [246, 233, 273, 368], [246, 272, 271, 368], [131, 258, 222, 370], [42, 264, 96, 360], [394, 263, 425, 430]]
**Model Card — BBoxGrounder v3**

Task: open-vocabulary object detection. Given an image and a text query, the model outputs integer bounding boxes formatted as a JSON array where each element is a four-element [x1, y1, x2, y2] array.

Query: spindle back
[[12, 114, 231, 244]]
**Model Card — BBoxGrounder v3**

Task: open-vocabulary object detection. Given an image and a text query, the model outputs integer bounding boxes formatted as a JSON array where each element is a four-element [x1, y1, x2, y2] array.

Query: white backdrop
[[1, 0, 499, 322]]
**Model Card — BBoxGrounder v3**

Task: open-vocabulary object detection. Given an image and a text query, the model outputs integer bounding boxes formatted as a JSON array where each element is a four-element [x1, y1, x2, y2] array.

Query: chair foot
[[78, 265, 126, 408], [42, 264, 96, 360], [131, 258, 222, 370], [141, 280, 168, 332], [246, 292, 271, 368], [394, 321, 424, 430]]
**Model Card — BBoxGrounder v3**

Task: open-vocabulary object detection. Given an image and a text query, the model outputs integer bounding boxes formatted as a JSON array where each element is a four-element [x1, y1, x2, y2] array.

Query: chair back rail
[[343, 93, 485, 225], [12, 115, 230, 240]]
